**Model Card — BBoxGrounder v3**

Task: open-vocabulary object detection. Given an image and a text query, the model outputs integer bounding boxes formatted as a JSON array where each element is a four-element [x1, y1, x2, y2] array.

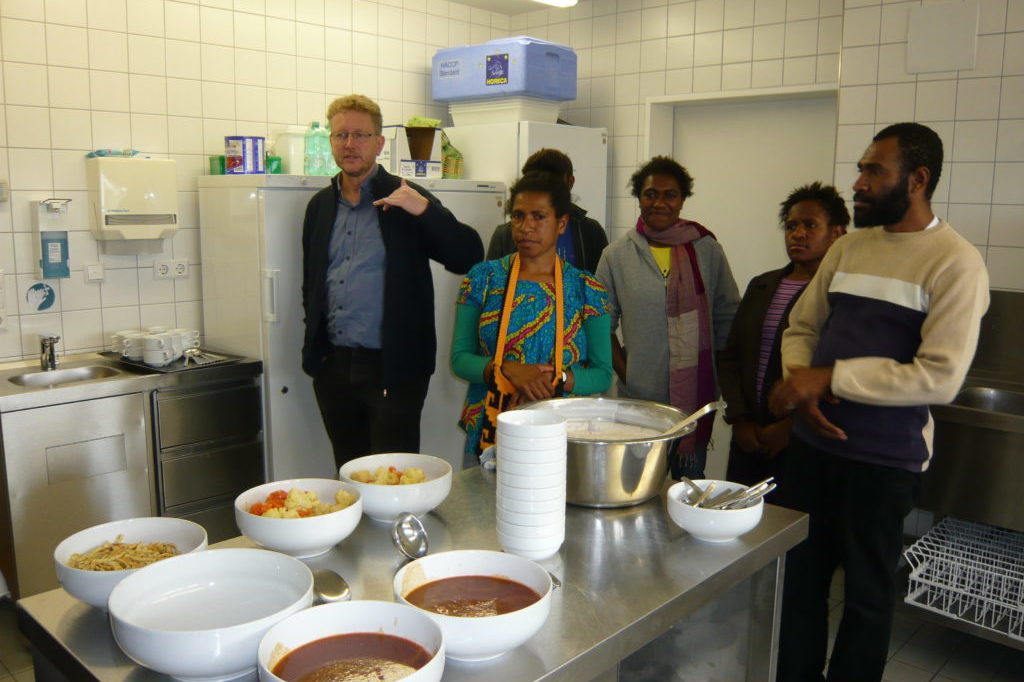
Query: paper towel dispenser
[[86, 157, 179, 244]]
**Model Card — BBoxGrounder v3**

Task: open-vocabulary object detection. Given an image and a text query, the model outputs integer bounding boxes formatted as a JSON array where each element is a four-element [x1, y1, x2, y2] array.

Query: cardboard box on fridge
[[379, 125, 442, 174], [398, 160, 442, 179]]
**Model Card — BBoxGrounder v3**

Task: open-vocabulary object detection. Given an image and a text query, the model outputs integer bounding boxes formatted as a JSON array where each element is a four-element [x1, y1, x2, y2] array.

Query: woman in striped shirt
[[716, 182, 849, 501]]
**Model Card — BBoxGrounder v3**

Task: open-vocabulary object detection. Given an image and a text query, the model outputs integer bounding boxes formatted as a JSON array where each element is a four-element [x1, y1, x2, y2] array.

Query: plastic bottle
[[303, 122, 322, 175], [319, 125, 338, 176]]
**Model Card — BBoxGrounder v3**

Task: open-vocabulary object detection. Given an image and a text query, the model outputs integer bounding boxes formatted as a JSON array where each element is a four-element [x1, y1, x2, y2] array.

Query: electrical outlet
[[172, 259, 189, 278], [154, 260, 173, 279]]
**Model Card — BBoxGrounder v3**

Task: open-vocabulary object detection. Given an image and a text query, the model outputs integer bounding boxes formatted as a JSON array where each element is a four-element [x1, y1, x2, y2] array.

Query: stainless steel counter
[[17, 467, 807, 682], [1, 352, 264, 599], [0, 353, 262, 412]]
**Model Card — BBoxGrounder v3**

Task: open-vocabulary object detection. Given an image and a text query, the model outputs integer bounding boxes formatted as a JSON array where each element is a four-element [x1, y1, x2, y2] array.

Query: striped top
[[781, 222, 989, 472], [756, 278, 807, 403]]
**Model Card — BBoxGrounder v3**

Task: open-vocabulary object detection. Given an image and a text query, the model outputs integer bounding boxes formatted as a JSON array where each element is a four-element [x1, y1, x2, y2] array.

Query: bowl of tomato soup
[[393, 549, 553, 661], [257, 600, 444, 682]]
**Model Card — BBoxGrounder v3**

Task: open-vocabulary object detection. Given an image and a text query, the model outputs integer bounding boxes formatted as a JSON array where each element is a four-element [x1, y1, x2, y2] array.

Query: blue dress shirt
[[326, 168, 386, 349]]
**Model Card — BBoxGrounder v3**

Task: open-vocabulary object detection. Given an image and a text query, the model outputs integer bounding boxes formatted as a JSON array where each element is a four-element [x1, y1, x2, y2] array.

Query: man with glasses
[[302, 94, 483, 469]]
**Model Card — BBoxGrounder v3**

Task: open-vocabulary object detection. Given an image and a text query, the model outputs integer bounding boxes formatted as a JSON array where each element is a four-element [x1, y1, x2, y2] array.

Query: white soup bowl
[[54, 516, 208, 610], [339, 453, 452, 522], [108, 547, 313, 681], [234, 478, 362, 558], [257, 600, 445, 682], [393, 549, 552, 662], [666, 479, 764, 542]]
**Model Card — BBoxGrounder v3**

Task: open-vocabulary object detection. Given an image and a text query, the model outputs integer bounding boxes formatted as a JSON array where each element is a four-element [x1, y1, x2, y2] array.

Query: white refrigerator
[[198, 175, 505, 479], [444, 121, 608, 227]]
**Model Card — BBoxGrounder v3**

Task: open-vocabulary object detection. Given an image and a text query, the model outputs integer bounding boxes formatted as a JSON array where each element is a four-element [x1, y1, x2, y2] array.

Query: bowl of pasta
[[339, 453, 453, 523], [53, 516, 208, 609], [234, 478, 362, 558]]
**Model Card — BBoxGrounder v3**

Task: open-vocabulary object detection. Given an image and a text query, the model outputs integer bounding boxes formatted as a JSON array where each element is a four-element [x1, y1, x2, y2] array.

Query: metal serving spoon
[[665, 400, 727, 439], [390, 512, 564, 590], [312, 568, 351, 603], [392, 512, 429, 560]]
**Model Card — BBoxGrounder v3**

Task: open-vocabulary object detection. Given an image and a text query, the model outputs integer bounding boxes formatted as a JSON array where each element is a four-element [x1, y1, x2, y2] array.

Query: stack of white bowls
[[494, 410, 567, 560]]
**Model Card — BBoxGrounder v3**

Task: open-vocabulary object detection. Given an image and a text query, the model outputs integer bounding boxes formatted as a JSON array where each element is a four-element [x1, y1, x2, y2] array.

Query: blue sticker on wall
[[486, 53, 509, 85], [26, 282, 56, 311]]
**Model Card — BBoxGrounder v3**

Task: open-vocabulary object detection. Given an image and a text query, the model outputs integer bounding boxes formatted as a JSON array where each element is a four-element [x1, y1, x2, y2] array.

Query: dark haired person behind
[[595, 155, 739, 481], [452, 171, 613, 468], [486, 148, 608, 274], [717, 182, 848, 499], [770, 123, 989, 682]]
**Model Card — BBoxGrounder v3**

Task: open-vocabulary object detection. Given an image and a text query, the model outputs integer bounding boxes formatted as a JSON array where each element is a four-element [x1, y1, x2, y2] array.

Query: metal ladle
[[312, 568, 352, 603], [392, 512, 428, 560], [391, 513, 567, 592], [665, 400, 727, 439]]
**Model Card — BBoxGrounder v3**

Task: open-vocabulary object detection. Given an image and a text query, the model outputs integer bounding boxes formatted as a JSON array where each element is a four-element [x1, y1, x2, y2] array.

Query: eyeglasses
[[331, 131, 378, 143]]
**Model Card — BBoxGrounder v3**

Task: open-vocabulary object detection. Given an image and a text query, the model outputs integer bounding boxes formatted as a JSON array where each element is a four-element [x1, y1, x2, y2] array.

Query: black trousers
[[777, 438, 920, 682], [312, 346, 430, 471]]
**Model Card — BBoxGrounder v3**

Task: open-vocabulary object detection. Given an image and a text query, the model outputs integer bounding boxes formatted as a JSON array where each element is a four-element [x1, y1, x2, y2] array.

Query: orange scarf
[[479, 255, 564, 451]]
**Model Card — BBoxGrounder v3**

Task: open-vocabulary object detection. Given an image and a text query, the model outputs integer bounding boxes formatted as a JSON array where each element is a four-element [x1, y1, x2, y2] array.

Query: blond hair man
[[301, 94, 483, 468]]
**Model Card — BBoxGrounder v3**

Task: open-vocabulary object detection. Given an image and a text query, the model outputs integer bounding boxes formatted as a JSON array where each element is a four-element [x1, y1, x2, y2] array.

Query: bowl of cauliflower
[[340, 454, 453, 523], [234, 478, 362, 558]]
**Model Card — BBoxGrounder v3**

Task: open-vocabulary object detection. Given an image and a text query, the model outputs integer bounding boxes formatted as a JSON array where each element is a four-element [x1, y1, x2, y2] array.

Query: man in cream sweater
[[769, 122, 989, 682]]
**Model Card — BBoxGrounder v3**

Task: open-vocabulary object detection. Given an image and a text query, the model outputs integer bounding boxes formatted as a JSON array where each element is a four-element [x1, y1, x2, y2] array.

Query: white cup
[[121, 333, 147, 360], [111, 329, 139, 352], [170, 328, 200, 350], [144, 332, 175, 351], [145, 325, 169, 333], [143, 348, 175, 367]]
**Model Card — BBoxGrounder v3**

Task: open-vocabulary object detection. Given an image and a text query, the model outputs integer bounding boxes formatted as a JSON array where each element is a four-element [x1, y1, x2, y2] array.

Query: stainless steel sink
[[921, 385, 1024, 533], [7, 366, 121, 388], [951, 386, 1024, 416]]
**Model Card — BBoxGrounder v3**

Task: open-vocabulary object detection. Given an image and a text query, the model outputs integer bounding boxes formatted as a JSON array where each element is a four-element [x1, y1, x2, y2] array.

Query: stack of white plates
[[494, 410, 567, 560]]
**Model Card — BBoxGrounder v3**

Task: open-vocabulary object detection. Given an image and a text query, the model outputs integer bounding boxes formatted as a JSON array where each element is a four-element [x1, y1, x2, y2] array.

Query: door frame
[[643, 84, 839, 160]]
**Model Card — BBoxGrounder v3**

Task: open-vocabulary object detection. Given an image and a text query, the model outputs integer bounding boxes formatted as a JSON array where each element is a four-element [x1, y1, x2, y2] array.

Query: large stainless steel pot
[[515, 397, 695, 508]]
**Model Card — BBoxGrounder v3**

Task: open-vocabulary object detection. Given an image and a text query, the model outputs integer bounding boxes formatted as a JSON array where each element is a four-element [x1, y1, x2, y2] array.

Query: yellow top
[[649, 244, 671, 278]]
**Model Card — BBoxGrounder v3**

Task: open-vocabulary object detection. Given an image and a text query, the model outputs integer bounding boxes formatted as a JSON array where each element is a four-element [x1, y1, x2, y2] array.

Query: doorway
[[644, 86, 839, 478]]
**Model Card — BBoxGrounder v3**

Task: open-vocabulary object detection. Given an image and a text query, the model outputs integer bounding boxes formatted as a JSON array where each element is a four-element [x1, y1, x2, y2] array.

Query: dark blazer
[[486, 203, 608, 274], [717, 264, 804, 426], [301, 167, 484, 383]]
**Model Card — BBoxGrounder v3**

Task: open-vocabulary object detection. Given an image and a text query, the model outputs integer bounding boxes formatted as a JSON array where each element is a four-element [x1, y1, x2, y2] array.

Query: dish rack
[[904, 517, 1024, 642]]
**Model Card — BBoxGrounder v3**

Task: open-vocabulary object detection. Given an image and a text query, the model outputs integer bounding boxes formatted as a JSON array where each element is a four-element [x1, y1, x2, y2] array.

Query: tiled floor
[[0, 600, 32, 682], [2, 575, 1022, 682]]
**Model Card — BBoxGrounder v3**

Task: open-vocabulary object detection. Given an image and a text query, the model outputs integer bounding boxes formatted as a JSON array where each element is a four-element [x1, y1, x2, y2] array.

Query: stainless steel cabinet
[[1, 393, 153, 597], [153, 379, 264, 543]]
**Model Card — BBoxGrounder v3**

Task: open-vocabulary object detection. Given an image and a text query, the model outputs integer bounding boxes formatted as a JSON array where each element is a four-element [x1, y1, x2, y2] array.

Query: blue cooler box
[[432, 36, 576, 102]]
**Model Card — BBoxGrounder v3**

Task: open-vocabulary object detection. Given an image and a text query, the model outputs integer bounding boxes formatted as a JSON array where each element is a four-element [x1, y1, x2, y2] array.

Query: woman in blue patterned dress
[[451, 172, 613, 466]]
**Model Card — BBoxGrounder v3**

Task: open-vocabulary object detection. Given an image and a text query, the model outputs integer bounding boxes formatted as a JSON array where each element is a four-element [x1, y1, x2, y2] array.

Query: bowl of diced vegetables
[[339, 454, 452, 523], [234, 478, 362, 557]]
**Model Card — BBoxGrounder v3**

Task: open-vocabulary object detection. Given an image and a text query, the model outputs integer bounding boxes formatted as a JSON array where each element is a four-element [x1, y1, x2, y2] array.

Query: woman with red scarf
[[595, 156, 740, 480]]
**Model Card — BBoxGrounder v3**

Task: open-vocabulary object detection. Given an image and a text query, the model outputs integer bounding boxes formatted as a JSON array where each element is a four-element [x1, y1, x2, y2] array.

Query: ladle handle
[[664, 400, 727, 440]]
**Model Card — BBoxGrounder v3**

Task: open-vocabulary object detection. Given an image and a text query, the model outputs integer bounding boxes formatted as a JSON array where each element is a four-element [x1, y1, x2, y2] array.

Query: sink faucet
[[39, 334, 60, 370]]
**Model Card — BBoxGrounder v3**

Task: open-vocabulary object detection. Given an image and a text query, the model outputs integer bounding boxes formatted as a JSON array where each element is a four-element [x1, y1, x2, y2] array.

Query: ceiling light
[[532, 0, 578, 7]]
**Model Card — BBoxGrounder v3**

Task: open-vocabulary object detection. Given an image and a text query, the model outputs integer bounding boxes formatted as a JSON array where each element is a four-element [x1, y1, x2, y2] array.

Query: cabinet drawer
[[155, 382, 261, 449], [165, 499, 240, 544], [160, 440, 264, 508]]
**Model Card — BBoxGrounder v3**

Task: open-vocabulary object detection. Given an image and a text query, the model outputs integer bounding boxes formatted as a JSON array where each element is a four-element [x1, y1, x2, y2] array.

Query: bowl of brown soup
[[393, 549, 553, 662], [257, 600, 444, 682]]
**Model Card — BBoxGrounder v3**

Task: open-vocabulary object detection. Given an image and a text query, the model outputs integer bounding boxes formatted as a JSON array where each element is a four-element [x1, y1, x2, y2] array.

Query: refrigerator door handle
[[262, 268, 280, 322]]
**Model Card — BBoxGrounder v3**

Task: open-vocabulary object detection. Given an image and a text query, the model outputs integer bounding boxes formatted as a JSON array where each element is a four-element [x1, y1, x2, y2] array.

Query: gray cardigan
[[595, 229, 740, 403]]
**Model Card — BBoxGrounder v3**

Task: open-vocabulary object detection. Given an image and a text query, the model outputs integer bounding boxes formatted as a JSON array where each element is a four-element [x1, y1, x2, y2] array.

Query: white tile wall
[[0, 0, 510, 362], [540, 0, 1023, 293], [2, 0, 1021, 364]]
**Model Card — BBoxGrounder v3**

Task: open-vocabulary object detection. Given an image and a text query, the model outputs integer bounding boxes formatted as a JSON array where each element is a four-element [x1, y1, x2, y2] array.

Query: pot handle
[[663, 400, 727, 440]]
